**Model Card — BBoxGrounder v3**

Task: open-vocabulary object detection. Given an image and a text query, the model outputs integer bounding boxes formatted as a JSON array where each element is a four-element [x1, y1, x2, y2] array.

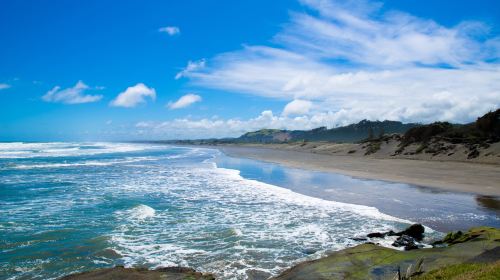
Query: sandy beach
[[219, 145, 500, 196]]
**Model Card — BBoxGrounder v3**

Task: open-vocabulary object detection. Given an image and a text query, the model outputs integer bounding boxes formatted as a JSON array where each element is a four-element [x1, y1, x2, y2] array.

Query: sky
[[1, 0, 499, 141]]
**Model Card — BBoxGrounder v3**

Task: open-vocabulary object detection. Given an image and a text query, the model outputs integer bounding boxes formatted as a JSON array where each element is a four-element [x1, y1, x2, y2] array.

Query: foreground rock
[[366, 223, 425, 241], [391, 235, 423, 251], [273, 227, 500, 280], [365, 223, 426, 251], [60, 266, 215, 280]]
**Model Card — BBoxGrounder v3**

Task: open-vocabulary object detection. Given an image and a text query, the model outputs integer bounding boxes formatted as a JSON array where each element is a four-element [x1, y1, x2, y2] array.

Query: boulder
[[351, 237, 368, 241], [367, 232, 385, 238], [397, 224, 425, 241], [392, 235, 422, 251]]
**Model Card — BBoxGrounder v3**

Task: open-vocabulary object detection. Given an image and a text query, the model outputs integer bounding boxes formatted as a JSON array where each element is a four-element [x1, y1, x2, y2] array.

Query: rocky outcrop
[[391, 235, 422, 251], [365, 223, 425, 247], [60, 227, 499, 280], [398, 224, 425, 241], [273, 227, 500, 280]]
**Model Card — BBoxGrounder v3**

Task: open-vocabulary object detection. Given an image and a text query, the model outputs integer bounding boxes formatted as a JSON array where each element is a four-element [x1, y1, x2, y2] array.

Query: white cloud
[[167, 93, 202, 109], [180, 0, 500, 126], [134, 110, 308, 139], [133, 109, 380, 139], [175, 59, 206, 79], [159, 26, 180, 36], [42, 81, 103, 104], [283, 99, 313, 116], [0, 83, 10, 90], [110, 83, 156, 108]]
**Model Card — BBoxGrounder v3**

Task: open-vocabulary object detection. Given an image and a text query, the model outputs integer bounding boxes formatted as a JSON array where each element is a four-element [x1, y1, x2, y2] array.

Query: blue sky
[[1, 0, 499, 141]]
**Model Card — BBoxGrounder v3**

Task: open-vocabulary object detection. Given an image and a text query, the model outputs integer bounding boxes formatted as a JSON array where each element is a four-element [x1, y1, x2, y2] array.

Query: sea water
[[0, 142, 491, 279]]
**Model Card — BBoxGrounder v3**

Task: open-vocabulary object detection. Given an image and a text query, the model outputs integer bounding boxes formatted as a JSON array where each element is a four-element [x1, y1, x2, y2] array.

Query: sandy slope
[[218, 144, 500, 196]]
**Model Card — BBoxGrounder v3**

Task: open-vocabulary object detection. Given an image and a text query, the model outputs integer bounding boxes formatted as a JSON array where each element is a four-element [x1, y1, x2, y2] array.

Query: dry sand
[[219, 145, 500, 196]]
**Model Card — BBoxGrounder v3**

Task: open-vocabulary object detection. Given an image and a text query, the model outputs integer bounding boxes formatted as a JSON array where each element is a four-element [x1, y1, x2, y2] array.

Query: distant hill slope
[[237, 120, 419, 143], [159, 109, 499, 147]]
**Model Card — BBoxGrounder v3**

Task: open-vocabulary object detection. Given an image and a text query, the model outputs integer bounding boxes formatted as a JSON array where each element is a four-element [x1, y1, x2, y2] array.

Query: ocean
[[0, 142, 498, 279]]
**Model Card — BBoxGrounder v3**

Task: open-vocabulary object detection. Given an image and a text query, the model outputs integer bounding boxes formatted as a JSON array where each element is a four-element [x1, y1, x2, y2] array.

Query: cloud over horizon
[[135, 110, 334, 139], [167, 93, 202, 109], [42, 81, 103, 104], [0, 83, 10, 90], [177, 0, 500, 130], [110, 83, 156, 108]]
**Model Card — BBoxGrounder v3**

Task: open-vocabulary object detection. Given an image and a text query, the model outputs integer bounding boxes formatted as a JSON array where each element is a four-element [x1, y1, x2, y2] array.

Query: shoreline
[[213, 145, 500, 196], [60, 226, 500, 280]]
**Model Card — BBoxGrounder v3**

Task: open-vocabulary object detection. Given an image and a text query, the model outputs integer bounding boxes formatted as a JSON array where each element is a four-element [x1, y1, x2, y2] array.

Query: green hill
[[237, 120, 419, 143]]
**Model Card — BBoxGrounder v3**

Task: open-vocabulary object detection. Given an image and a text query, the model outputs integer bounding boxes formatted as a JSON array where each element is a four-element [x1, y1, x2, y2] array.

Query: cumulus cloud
[[134, 109, 404, 139], [167, 93, 202, 109], [42, 81, 103, 104], [159, 26, 180, 36], [110, 83, 156, 108], [0, 83, 10, 90], [283, 99, 313, 116], [175, 59, 206, 79], [134, 110, 316, 139], [180, 0, 500, 126]]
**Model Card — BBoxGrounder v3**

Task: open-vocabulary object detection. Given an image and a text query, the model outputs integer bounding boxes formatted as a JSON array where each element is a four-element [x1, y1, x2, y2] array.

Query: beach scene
[[1, 1, 499, 279]]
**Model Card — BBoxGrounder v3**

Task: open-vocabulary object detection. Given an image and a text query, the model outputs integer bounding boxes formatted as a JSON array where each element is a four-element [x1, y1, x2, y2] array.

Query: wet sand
[[219, 146, 500, 196]]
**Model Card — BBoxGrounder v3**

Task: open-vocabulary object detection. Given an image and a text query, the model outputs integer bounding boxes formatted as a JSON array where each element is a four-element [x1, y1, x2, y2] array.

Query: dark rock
[[351, 237, 368, 241], [386, 230, 398, 236], [302, 248, 317, 255], [367, 230, 398, 239], [392, 235, 423, 251], [367, 232, 385, 238], [396, 224, 425, 241]]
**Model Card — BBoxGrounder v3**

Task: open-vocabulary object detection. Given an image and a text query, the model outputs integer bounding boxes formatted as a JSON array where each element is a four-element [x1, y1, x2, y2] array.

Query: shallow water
[[0, 142, 495, 280], [215, 155, 500, 233]]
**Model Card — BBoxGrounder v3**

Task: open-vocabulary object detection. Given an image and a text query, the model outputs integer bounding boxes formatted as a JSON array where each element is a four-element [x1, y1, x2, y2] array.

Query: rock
[[367, 232, 385, 238], [367, 230, 398, 239], [246, 269, 272, 280], [397, 224, 425, 241], [351, 237, 368, 241], [273, 227, 500, 280], [302, 248, 317, 255], [386, 230, 398, 236], [392, 235, 422, 251], [437, 229, 482, 245]]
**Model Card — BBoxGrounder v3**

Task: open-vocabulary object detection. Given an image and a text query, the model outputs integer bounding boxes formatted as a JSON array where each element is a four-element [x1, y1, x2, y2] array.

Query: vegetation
[[237, 120, 419, 143], [393, 109, 500, 157], [401, 122, 454, 146], [274, 227, 500, 280], [401, 109, 500, 147], [415, 261, 500, 280], [364, 141, 381, 155], [147, 109, 499, 154]]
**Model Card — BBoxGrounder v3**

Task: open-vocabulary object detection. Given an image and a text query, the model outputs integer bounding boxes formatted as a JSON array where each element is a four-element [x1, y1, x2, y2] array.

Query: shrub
[[402, 122, 453, 145]]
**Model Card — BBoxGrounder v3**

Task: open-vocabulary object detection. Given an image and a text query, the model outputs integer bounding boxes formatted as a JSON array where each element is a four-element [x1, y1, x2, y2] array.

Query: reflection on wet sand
[[215, 154, 500, 232]]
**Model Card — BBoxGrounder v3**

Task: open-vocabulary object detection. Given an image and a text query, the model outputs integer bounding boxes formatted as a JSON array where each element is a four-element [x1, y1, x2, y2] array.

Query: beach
[[219, 145, 500, 196], [1, 142, 499, 279]]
